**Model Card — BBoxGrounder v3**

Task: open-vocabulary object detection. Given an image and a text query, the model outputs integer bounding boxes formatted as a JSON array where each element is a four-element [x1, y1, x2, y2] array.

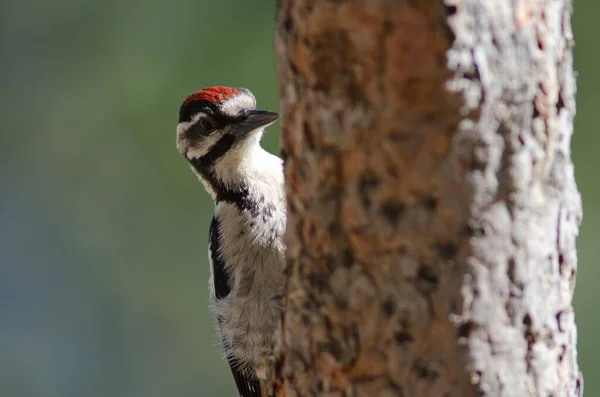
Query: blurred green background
[[0, 1, 597, 396]]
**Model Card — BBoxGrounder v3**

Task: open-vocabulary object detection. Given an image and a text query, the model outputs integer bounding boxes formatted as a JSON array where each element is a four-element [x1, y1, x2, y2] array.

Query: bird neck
[[188, 134, 267, 203]]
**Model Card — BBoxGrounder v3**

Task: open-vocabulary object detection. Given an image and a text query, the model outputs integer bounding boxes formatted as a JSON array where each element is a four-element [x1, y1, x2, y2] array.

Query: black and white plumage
[[176, 86, 286, 397]]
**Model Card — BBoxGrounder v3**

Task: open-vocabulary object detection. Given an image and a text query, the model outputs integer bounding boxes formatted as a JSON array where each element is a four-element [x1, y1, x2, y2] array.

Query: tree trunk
[[272, 1, 582, 396]]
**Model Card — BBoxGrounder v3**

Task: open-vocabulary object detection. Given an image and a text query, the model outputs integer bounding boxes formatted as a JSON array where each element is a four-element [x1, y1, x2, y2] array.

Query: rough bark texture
[[273, 1, 582, 396]]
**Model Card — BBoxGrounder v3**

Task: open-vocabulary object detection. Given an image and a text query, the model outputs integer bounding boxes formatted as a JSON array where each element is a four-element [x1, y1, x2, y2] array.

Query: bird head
[[176, 86, 279, 163]]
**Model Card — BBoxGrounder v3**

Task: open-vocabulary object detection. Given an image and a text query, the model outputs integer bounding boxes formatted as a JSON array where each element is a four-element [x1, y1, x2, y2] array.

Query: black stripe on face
[[188, 133, 243, 204], [188, 133, 235, 186], [200, 133, 235, 166], [209, 215, 230, 300], [188, 134, 260, 215], [183, 109, 233, 143]]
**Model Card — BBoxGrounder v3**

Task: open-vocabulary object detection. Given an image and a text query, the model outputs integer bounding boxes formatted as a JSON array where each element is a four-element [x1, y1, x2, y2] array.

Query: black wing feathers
[[209, 216, 231, 299], [228, 357, 262, 397], [210, 217, 260, 396]]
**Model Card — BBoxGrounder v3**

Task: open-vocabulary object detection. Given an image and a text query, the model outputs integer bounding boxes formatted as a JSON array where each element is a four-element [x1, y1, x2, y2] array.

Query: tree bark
[[272, 1, 582, 396]]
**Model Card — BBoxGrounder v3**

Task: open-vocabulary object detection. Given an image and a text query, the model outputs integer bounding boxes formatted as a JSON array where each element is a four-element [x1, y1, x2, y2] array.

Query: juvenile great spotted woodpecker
[[176, 86, 286, 397]]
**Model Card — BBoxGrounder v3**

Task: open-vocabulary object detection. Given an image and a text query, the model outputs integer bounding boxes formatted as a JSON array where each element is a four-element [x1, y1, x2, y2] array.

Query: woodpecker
[[176, 86, 286, 397]]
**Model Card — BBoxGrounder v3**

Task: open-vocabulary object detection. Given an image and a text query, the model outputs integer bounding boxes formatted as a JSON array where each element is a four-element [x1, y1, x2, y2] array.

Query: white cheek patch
[[220, 94, 256, 117], [176, 121, 192, 154], [185, 132, 223, 160]]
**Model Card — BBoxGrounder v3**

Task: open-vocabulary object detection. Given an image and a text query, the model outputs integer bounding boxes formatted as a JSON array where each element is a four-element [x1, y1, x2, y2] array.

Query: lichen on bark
[[272, 1, 582, 396]]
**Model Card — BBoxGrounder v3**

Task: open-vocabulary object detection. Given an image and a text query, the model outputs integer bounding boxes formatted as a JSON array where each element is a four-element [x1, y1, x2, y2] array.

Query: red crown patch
[[183, 86, 241, 106]]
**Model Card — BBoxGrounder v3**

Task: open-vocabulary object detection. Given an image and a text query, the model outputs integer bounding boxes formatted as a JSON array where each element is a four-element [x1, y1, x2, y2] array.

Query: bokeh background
[[0, 1, 597, 396]]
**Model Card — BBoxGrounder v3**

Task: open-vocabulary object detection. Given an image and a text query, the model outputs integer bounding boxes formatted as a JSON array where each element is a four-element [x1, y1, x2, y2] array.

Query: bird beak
[[238, 109, 280, 135]]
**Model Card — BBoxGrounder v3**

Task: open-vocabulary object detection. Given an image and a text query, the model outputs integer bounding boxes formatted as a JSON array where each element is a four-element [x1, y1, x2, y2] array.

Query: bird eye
[[200, 118, 214, 131]]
